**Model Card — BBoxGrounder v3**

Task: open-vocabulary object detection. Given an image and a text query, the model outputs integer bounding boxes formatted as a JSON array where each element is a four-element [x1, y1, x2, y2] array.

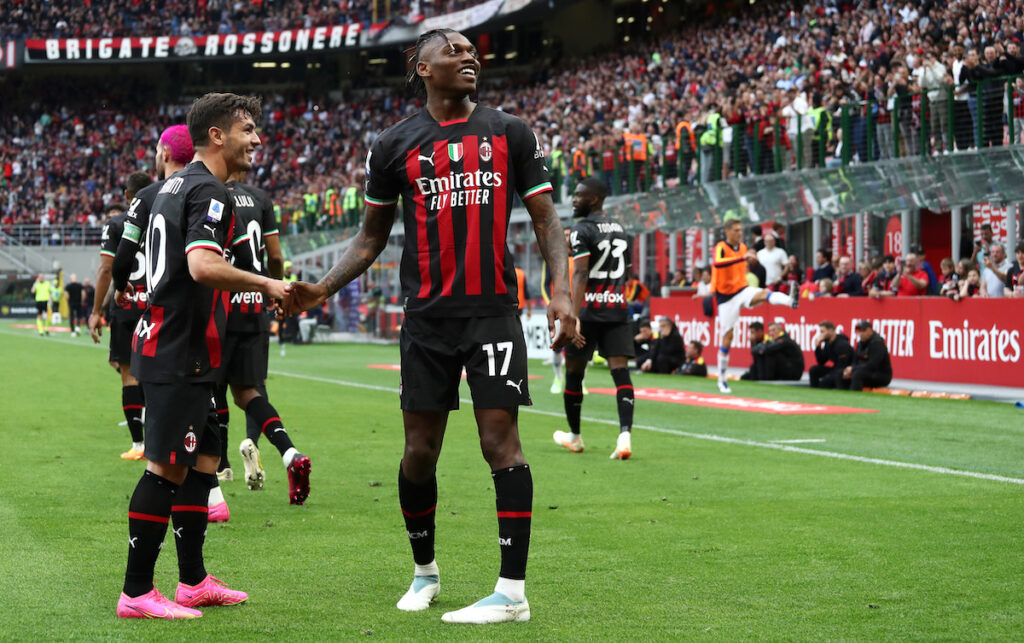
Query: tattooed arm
[[281, 204, 396, 316], [524, 193, 576, 349]]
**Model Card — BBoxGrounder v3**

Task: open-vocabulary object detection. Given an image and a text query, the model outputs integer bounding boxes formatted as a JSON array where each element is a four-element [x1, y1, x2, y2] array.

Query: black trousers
[[844, 367, 892, 391], [809, 365, 843, 388]]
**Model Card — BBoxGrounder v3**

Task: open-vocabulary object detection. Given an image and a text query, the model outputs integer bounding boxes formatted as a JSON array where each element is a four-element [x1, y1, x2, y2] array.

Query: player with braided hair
[[282, 28, 576, 624]]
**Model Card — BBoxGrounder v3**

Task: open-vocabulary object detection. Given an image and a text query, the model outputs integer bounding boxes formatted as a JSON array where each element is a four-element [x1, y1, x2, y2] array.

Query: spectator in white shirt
[[757, 232, 788, 286], [981, 242, 1012, 298]]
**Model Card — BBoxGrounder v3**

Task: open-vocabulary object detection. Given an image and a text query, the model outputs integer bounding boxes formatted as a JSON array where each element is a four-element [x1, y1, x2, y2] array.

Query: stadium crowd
[[3, 0, 1024, 237], [663, 223, 1024, 300], [0, 0, 486, 40]]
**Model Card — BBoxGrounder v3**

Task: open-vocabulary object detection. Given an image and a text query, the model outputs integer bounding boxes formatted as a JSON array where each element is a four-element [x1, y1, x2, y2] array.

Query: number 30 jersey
[[570, 213, 633, 323], [130, 161, 235, 383]]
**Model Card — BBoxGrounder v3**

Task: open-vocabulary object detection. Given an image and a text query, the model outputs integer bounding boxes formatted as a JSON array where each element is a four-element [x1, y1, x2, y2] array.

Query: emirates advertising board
[[650, 296, 1022, 386]]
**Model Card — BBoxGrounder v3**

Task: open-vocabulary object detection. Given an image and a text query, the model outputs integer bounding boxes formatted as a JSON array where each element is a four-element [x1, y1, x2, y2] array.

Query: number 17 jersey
[[570, 213, 633, 323]]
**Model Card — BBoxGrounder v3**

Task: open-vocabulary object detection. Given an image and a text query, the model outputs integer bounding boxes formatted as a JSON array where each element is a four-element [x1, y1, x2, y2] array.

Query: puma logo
[[274, 427, 286, 433], [128, 536, 138, 549], [418, 151, 435, 166], [622, 398, 634, 405], [172, 527, 183, 539], [505, 379, 523, 394]]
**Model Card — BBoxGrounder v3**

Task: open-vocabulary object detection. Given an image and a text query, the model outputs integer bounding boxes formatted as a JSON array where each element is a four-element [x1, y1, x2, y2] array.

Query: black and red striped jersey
[[129, 162, 235, 383], [570, 213, 633, 323], [364, 105, 552, 317], [224, 180, 278, 333], [105, 185, 161, 319]]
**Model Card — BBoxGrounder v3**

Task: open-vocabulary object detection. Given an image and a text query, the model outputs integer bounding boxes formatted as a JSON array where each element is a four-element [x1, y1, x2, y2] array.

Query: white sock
[[768, 291, 793, 306], [282, 446, 298, 467], [718, 350, 730, 380], [132, 441, 144, 452], [414, 560, 439, 577], [571, 432, 581, 441], [208, 484, 225, 507], [495, 577, 525, 603]]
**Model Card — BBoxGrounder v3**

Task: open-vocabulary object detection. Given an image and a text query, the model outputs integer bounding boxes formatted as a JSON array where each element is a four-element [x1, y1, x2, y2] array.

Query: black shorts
[[400, 315, 531, 411], [109, 314, 141, 365], [221, 331, 269, 387], [141, 380, 220, 467], [35, 301, 48, 314], [565, 320, 636, 362]]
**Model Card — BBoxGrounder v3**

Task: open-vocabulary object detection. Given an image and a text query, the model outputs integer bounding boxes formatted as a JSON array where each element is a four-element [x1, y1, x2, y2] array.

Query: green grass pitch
[[1, 324, 1022, 640]]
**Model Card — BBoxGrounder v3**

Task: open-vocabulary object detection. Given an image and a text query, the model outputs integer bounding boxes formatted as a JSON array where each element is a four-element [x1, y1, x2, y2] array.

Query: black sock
[[214, 385, 231, 469], [123, 471, 177, 597], [122, 385, 145, 444], [398, 464, 437, 566], [245, 394, 294, 457], [171, 470, 216, 586], [563, 371, 585, 434], [493, 464, 532, 581], [611, 367, 634, 432], [244, 384, 266, 444]]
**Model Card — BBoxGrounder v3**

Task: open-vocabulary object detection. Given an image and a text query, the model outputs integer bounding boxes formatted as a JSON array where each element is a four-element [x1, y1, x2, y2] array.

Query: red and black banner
[[23, 24, 361, 64]]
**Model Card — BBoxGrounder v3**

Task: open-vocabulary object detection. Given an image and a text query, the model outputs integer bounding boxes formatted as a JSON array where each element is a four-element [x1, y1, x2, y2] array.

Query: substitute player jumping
[[711, 217, 797, 393], [282, 28, 576, 624]]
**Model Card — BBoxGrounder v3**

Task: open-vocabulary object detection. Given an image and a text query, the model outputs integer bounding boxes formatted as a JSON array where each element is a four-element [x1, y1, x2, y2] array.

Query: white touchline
[[268, 369, 1024, 487], [771, 439, 827, 444]]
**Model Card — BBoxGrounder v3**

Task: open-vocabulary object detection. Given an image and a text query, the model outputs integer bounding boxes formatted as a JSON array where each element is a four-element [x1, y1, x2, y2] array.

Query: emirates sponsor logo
[[414, 170, 503, 197], [675, 317, 712, 345], [928, 320, 1021, 362]]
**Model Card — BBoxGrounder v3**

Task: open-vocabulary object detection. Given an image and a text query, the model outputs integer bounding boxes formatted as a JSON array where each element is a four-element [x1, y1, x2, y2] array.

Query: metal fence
[[546, 75, 1024, 195], [1, 224, 104, 247]]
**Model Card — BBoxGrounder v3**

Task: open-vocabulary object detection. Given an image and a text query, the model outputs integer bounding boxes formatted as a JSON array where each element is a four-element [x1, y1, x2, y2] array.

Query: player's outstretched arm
[[524, 192, 576, 350], [187, 248, 291, 300], [281, 203, 396, 317]]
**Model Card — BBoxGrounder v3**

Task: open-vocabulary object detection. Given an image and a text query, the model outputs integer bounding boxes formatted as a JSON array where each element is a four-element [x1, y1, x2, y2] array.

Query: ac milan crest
[[448, 142, 464, 162], [479, 141, 492, 162], [183, 428, 197, 453]]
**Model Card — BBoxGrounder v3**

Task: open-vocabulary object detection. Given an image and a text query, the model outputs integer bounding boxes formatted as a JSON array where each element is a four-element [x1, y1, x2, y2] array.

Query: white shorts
[[717, 286, 760, 334]]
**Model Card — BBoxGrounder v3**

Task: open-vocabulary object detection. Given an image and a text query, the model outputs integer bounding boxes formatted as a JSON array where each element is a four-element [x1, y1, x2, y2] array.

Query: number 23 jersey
[[570, 214, 633, 323]]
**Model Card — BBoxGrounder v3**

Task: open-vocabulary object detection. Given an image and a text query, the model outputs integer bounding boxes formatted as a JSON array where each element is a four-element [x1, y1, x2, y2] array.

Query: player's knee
[[403, 437, 441, 472], [479, 433, 523, 469], [147, 461, 188, 485], [194, 454, 220, 476], [121, 368, 138, 387], [232, 385, 259, 409]]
